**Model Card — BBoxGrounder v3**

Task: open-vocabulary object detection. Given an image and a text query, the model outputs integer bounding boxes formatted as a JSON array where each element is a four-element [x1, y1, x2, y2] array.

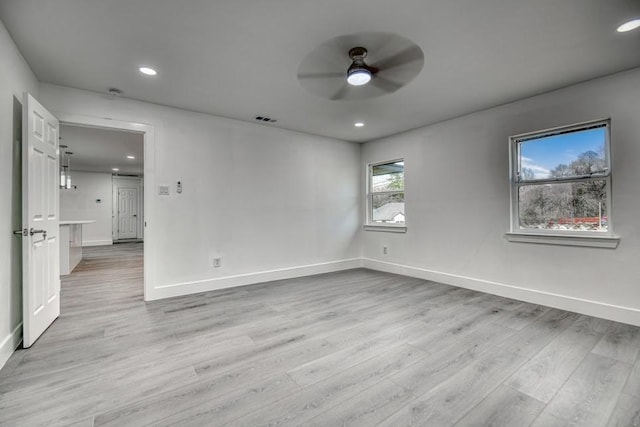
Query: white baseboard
[[363, 258, 640, 327], [82, 240, 113, 247], [144, 255, 640, 326], [147, 258, 364, 301], [0, 323, 22, 372]]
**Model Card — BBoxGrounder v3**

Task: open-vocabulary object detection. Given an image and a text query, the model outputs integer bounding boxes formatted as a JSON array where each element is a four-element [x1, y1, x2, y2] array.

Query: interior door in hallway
[[117, 187, 138, 240]]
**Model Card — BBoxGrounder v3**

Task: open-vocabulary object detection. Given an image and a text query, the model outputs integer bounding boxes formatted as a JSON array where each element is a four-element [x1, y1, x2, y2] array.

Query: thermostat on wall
[[158, 185, 170, 195]]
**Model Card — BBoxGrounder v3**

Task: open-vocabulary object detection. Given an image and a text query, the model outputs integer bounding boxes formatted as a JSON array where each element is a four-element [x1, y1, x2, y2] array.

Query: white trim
[[366, 158, 405, 227], [362, 258, 640, 327], [147, 258, 363, 300], [81, 239, 113, 247], [0, 323, 22, 372], [508, 118, 614, 239], [363, 225, 407, 233], [504, 232, 619, 248], [55, 113, 155, 301], [510, 118, 611, 143]]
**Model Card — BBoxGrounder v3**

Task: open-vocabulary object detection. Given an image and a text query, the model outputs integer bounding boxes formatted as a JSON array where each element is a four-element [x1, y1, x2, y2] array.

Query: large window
[[510, 119, 612, 236], [367, 160, 405, 228]]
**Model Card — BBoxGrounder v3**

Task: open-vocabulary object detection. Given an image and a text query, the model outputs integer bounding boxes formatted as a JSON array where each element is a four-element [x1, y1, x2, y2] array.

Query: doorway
[[16, 97, 156, 349], [60, 124, 144, 246], [56, 113, 156, 301]]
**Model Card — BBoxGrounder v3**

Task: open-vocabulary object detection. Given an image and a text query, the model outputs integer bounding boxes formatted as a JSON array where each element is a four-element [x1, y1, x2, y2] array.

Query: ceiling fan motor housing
[[348, 47, 376, 73], [347, 46, 378, 86], [349, 47, 368, 61]]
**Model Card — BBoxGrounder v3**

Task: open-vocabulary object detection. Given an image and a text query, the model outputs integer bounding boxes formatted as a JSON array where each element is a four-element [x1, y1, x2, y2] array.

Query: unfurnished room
[[0, 1, 640, 426]]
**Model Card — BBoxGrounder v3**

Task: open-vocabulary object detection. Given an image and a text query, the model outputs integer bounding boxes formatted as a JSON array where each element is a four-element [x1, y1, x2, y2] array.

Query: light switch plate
[[158, 185, 170, 195]]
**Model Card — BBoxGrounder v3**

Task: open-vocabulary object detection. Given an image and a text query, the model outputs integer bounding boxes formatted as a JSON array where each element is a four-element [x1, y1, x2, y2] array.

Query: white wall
[[362, 68, 640, 325], [60, 171, 114, 246], [0, 19, 39, 369], [39, 83, 362, 299]]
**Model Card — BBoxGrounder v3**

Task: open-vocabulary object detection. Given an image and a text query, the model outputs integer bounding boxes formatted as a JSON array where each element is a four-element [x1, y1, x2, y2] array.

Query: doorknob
[[13, 229, 27, 236], [30, 228, 47, 239]]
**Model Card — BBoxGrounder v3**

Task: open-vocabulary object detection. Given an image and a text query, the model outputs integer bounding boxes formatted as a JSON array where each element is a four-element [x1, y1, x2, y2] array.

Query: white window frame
[[364, 158, 407, 233], [506, 118, 619, 248]]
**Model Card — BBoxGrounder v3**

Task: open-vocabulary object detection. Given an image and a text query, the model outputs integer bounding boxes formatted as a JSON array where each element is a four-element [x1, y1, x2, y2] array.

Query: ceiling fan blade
[[372, 45, 423, 71], [371, 76, 403, 93], [298, 72, 345, 79], [330, 83, 350, 100]]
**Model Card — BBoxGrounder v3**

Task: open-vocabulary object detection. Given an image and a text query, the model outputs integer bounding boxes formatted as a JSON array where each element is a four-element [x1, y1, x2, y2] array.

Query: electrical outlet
[[383, 246, 388, 255], [213, 257, 222, 268]]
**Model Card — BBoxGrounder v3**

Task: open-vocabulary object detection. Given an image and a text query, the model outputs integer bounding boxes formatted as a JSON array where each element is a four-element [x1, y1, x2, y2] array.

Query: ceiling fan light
[[617, 18, 640, 32], [347, 68, 372, 86]]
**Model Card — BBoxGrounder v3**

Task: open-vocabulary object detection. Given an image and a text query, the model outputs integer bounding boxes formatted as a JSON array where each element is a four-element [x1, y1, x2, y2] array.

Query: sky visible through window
[[520, 127, 606, 179]]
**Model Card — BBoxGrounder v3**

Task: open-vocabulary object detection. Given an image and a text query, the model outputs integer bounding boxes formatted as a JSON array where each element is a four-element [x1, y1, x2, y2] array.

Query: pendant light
[[59, 146, 74, 190], [60, 145, 68, 189], [65, 151, 73, 189]]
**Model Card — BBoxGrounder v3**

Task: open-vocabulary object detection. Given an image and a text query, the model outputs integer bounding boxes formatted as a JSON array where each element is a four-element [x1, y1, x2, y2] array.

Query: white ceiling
[[1, 0, 639, 142], [60, 125, 143, 175]]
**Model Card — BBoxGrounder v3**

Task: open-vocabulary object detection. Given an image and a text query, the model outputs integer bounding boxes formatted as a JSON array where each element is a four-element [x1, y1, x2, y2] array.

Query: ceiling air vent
[[255, 116, 277, 123]]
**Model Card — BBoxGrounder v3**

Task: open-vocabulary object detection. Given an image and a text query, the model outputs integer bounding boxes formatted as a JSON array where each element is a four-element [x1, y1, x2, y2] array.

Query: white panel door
[[118, 187, 138, 239], [22, 93, 60, 348]]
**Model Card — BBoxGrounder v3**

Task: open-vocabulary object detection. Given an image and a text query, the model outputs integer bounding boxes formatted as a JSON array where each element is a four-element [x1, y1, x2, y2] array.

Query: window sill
[[504, 232, 620, 249], [364, 224, 407, 233]]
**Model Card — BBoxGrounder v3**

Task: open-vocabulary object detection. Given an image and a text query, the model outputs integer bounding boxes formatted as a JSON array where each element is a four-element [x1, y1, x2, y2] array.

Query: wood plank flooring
[[1, 243, 639, 426]]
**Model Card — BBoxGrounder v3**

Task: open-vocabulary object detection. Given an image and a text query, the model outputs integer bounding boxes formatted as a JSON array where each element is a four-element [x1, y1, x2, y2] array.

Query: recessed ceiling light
[[617, 18, 640, 32], [112, 168, 120, 172], [354, 122, 365, 127], [139, 67, 157, 76], [126, 155, 135, 159]]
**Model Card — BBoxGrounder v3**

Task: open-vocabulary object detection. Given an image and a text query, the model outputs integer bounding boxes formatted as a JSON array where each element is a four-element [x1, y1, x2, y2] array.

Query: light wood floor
[[1, 243, 639, 426]]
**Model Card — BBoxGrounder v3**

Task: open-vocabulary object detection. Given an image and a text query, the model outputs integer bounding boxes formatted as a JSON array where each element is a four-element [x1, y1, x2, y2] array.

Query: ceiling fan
[[297, 33, 424, 101]]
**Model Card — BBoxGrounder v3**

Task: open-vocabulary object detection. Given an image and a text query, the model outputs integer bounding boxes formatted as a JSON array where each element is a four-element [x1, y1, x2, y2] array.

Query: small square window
[[509, 119, 612, 236], [367, 160, 405, 226]]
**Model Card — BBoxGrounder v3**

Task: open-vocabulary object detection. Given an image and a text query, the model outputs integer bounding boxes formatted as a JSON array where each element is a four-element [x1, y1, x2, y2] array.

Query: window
[[366, 159, 405, 231], [509, 119, 614, 241]]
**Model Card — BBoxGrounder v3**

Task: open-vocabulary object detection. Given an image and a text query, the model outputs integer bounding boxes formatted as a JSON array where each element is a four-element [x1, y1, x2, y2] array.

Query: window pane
[[519, 126, 607, 180], [518, 180, 608, 231], [372, 161, 404, 192], [372, 193, 405, 224]]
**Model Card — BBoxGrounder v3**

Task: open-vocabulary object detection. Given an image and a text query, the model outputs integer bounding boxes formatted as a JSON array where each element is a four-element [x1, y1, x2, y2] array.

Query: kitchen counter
[[60, 220, 96, 275]]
